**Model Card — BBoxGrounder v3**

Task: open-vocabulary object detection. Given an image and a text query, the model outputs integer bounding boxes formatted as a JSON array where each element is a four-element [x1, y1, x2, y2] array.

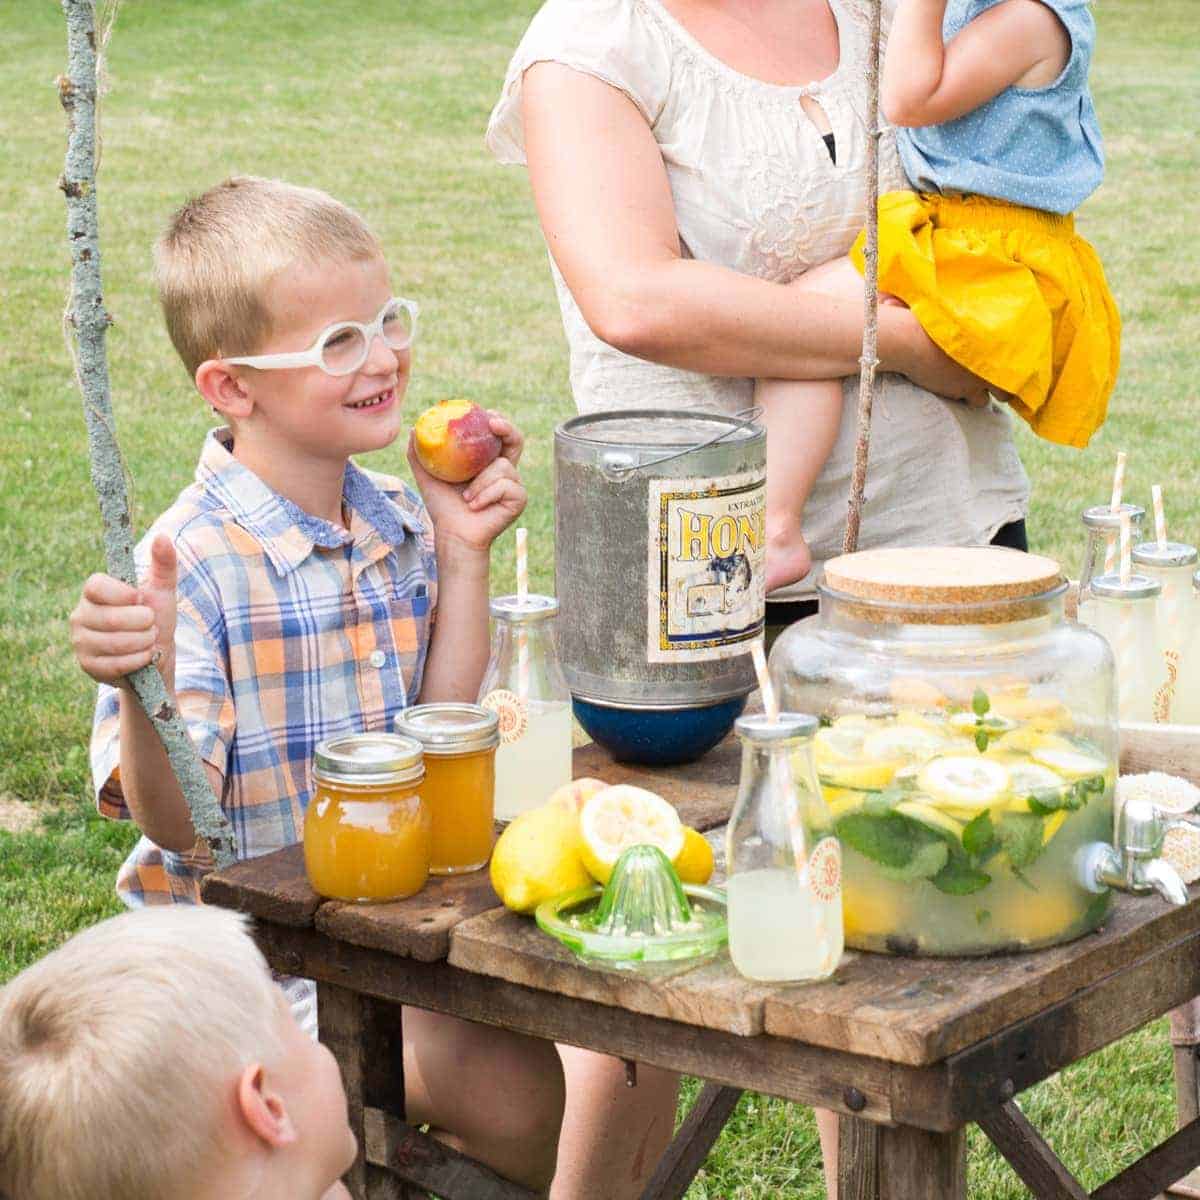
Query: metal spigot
[[1078, 797, 1191, 906]]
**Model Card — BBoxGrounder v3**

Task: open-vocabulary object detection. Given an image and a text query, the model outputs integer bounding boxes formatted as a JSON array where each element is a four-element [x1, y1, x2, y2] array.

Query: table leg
[[1170, 1003, 1200, 1199], [838, 1117, 967, 1200], [639, 1083, 743, 1200]]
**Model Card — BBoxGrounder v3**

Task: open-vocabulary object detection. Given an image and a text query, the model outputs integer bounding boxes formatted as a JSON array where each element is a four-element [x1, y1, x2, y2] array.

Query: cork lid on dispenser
[[820, 547, 1065, 625]]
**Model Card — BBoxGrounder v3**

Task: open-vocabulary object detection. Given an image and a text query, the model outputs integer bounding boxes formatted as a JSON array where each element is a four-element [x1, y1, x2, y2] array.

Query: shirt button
[[368, 650, 386, 669]]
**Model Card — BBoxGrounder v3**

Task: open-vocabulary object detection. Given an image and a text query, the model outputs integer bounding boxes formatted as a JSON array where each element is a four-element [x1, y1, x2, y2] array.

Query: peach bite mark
[[413, 399, 502, 483]]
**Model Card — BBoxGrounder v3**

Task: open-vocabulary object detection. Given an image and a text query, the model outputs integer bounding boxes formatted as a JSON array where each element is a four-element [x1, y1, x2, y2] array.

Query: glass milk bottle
[[1079, 573, 1162, 723], [479, 595, 573, 820], [1132, 541, 1199, 723], [1173, 569, 1200, 726], [726, 713, 843, 982], [1078, 504, 1145, 622]]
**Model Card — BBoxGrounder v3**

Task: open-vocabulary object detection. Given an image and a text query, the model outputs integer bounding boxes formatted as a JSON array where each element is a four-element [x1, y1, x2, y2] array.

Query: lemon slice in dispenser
[[917, 756, 1011, 811], [815, 722, 900, 790], [862, 725, 950, 767], [1031, 747, 1107, 780]]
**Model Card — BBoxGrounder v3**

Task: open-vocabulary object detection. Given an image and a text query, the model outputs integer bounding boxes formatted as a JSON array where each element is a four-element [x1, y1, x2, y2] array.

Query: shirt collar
[[195, 429, 422, 576]]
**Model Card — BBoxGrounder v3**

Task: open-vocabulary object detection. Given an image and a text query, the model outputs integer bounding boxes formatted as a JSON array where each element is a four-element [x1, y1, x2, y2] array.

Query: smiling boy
[[69, 176, 565, 1190]]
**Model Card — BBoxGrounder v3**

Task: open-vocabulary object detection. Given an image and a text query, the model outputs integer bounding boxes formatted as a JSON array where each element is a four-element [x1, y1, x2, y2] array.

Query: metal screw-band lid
[[1132, 541, 1199, 569], [395, 703, 500, 755], [735, 712, 819, 743], [314, 732, 424, 786], [489, 593, 558, 624], [1081, 503, 1146, 530], [1089, 572, 1162, 601]]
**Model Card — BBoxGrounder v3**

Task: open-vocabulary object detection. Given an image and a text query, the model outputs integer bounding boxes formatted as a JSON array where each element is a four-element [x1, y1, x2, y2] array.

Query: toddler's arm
[[883, 0, 1071, 127], [71, 534, 222, 852], [412, 415, 528, 704]]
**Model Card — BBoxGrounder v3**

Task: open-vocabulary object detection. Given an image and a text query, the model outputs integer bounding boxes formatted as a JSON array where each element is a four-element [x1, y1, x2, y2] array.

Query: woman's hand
[[881, 309, 991, 407]]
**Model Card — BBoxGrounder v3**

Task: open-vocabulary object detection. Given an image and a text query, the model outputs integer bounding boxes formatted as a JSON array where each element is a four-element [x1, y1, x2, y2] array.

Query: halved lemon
[[1031, 747, 1107, 780], [815, 723, 901, 790], [916, 756, 1011, 811], [578, 785, 685, 884]]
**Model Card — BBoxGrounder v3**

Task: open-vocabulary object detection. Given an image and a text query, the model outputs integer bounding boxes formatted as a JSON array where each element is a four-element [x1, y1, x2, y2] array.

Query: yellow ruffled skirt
[[850, 191, 1120, 449]]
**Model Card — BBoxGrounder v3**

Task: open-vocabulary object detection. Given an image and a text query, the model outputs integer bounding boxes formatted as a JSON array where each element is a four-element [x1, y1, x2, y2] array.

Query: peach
[[413, 399, 502, 484], [546, 777, 610, 816]]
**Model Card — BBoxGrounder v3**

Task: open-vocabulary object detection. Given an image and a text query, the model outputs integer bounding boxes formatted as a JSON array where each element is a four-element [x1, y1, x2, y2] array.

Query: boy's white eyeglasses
[[224, 297, 419, 377]]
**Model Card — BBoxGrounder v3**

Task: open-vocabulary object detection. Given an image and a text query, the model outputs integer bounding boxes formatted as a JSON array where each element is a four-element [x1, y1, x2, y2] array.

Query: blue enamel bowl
[[572, 695, 748, 766]]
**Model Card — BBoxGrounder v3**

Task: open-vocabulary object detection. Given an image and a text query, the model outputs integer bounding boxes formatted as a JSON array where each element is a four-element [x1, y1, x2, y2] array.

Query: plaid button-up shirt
[[91, 429, 437, 906]]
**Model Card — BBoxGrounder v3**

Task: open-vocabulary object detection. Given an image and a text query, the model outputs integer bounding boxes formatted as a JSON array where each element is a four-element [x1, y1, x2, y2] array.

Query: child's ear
[[196, 359, 254, 421], [235, 1063, 298, 1149]]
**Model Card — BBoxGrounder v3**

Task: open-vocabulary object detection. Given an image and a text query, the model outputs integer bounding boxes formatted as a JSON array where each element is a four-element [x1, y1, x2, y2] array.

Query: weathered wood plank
[[262, 924, 902, 1125], [838, 1117, 967, 1200], [764, 891, 1200, 1066], [639, 1084, 743, 1200], [976, 1100, 1088, 1199], [317, 869, 501, 963], [200, 842, 320, 927], [319, 983, 371, 1199], [449, 907, 771, 1035], [364, 1108, 541, 1200], [1092, 1119, 1200, 1200], [1120, 722, 1200, 786]]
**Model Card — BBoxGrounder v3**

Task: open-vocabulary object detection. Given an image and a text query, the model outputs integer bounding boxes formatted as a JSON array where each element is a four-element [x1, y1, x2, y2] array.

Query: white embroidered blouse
[[486, 0, 1030, 598]]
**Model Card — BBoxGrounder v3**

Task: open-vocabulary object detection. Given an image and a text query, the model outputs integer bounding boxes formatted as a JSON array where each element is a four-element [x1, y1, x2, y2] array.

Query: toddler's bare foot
[[766, 523, 813, 593]]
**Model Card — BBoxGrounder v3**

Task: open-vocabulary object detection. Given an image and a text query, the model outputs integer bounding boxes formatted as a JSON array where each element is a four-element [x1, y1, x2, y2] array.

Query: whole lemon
[[673, 827, 715, 885], [490, 805, 592, 914]]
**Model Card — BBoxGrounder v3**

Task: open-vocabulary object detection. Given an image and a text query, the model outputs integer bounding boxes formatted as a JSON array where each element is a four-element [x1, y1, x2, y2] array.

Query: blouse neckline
[[639, 0, 849, 96]]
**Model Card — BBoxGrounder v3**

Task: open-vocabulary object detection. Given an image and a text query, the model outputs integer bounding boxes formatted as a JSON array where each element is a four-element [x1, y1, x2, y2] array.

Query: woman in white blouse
[[488, 1, 1031, 1195]]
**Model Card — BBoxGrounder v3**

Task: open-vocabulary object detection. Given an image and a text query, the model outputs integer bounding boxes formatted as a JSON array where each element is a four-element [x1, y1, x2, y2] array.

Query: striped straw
[[515, 528, 530, 698], [1104, 451, 1127, 574], [751, 638, 778, 721], [1153, 484, 1168, 550], [1120, 512, 1132, 585]]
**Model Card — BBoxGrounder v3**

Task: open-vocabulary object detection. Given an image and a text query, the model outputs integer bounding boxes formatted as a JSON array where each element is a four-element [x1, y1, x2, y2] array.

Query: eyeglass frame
[[223, 296, 420, 377]]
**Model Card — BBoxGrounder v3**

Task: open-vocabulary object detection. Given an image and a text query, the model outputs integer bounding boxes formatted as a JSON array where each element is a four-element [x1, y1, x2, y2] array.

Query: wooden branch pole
[[843, 0, 883, 555], [58, 0, 236, 868]]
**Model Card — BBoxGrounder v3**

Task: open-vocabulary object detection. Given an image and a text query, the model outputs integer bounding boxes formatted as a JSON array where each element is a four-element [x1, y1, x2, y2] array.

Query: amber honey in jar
[[303, 733, 429, 902], [395, 704, 499, 874]]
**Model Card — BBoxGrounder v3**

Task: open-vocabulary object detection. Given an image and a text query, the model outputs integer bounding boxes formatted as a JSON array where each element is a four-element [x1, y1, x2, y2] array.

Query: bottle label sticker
[[646, 469, 765, 663], [808, 838, 842, 903], [481, 689, 528, 744]]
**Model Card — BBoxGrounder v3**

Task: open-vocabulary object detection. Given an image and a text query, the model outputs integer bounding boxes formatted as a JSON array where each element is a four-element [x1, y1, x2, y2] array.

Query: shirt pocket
[[387, 588, 433, 702]]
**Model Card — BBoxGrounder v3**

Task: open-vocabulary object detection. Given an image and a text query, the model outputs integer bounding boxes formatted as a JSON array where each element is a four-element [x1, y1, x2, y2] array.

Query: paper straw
[[515, 527, 530, 699], [1120, 512, 1132, 585], [750, 638, 778, 721], [1115, 599, 1137, 723], [1152, 485, 1168, 550], [1104, 451, 1127, 573]]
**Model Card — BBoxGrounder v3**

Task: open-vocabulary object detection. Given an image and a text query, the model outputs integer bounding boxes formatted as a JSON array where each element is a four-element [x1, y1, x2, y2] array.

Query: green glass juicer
[[535, 844, 728, 969]]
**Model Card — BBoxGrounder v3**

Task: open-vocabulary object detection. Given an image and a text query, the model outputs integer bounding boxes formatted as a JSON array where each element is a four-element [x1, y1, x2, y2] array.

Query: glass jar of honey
[[303, 733, 429, 902], [395, 704, 500, 874]]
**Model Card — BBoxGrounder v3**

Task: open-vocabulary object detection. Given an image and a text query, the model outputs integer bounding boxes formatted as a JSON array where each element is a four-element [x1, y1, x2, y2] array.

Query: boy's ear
[[235, 1063, 298, 1149], [196, 359, 255, 420]]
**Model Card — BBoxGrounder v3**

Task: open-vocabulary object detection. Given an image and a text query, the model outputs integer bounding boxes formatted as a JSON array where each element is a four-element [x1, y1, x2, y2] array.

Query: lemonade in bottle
[[1079, 573, 1162, 723], [1173, 569, 1200, 726], [726, 713, 843, 982], [1131, 540, 1198, 722], [479, 595, 573, 820]]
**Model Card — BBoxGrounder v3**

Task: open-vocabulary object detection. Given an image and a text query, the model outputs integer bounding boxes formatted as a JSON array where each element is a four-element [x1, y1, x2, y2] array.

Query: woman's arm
[[882, 0, 1071, 127], [521, 62, 988, 403]]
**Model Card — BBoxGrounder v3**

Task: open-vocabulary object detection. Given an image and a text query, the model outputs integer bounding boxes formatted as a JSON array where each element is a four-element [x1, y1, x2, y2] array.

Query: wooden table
[[203, 738, 1200, 1200]]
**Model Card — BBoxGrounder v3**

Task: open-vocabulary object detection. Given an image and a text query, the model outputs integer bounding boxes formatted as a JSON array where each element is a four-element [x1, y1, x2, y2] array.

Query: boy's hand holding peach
[[407, 406, 527, 552]]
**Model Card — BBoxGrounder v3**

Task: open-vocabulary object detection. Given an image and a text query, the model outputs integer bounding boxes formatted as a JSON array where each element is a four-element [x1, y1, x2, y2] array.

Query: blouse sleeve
[[486, 0, 673, 165]]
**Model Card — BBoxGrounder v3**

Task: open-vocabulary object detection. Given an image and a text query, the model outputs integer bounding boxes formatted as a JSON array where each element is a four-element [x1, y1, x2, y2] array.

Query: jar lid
[[314, 732, 424, 785], [1089, 572, 1162, 600], [1132, 541, 1199, 568], [1081, 503, 1146, 530], [490, 593, 558, 623], [735, 712, 819, 742], [820, 547, 1063, 625], [395, 703, 500, 755]]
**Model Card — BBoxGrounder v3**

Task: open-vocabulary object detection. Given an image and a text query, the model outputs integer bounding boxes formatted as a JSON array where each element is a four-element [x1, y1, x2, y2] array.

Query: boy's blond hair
[[0, 906, 286, 1200], [155, 175, 383, 376]]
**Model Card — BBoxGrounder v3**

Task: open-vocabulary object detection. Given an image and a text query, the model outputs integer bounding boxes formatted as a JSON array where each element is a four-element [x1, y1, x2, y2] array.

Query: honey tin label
[[646, 470, 766, 663], [480, 689, 528, 744]]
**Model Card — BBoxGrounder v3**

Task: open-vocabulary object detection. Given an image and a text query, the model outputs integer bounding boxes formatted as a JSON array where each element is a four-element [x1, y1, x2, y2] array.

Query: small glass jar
[[1132, 541, 1199, 722], [726, 713, 843, 982], [303, 733, 429, 903], [479, 595, 573, 820], [1078, 503, 1146, 618], [771, 547, 1117, 956], [395, 704, 499, 875], [1080, 573, 1163, 724], [1174, 569, 1200, 726]]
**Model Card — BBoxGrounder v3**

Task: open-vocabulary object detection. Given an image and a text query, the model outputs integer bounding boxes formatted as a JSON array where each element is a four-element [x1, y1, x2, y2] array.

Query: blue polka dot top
[[897, 0, 1104, 215]]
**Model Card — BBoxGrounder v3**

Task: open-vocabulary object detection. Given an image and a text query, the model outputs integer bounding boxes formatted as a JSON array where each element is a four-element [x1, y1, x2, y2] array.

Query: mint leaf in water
[[997, 812, 1047, 872], [931, 856, 992, 895], [836, 812, 920, 869], [879, 839, 950, 883], [962, 810, 997, 858], [972, 688, 991, 717]]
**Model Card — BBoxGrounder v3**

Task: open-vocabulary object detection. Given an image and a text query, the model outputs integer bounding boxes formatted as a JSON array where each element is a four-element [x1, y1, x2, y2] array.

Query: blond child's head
[[0, 906, 355, 1200], [155, 176, 414, 472]]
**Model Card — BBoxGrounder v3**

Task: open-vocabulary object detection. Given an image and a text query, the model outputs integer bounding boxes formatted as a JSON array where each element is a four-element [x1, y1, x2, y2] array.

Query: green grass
[[1, 1, 1197, 1194]]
